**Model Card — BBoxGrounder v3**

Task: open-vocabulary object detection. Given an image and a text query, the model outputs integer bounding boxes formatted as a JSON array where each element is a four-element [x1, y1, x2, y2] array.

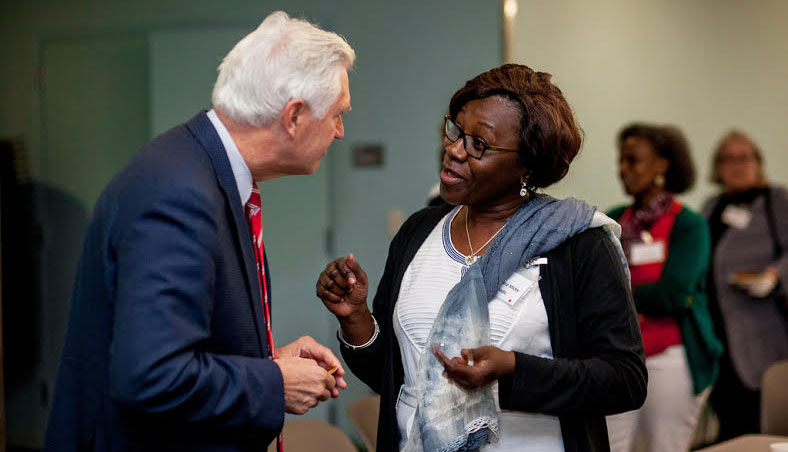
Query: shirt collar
[[206, 109, 254, 205]]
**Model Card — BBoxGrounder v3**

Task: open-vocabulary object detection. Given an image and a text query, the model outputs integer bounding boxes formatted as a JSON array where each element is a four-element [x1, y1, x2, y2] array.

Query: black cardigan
[[341, 205, 647, 452]]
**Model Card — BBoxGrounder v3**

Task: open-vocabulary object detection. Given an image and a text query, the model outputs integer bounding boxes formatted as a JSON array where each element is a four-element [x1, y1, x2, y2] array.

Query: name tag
[[526, 257, 548, 268], [630, 241, 666, 265], [494, 267, 539, 306], [721, 205, 751, 229]]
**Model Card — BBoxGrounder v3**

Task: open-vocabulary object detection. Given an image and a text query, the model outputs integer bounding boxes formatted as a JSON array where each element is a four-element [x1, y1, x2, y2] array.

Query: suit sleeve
[[498, 229, 647, 416], [632, 211, 711, 316], [108, 185, 284, 435]]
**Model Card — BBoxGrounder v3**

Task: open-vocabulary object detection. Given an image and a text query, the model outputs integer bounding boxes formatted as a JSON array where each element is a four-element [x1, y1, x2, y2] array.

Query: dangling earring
[[654, 173, 665, 188], [520, 179, 529, 198]]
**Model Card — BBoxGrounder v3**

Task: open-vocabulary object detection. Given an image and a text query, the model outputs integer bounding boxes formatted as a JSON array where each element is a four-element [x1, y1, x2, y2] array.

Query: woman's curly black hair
[[618, 123, 696, 194]]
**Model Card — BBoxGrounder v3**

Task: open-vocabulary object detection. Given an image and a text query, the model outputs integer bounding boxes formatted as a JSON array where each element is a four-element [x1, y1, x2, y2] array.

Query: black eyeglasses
[[443, 115, 519, 160]]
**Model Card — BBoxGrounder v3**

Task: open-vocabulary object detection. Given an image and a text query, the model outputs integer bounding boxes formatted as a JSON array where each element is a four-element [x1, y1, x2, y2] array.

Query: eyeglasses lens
[[445, 117, 485, 158], [445, 117, 460, 142]]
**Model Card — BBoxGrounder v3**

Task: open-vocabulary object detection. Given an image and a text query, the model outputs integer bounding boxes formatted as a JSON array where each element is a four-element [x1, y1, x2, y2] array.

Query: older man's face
[[300, 70, 351, 174]]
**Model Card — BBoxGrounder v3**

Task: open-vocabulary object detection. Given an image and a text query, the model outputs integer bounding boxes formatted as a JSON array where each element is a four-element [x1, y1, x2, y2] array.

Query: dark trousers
[[710, 353, 761, 442]]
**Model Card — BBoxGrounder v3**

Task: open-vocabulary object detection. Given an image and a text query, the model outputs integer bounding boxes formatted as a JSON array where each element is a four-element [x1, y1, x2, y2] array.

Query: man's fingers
[[301, 340, 342, 368], [324, 363, 346, 391], [290, 405, 308, 415], [279, 354, 346, 414], [296, 338, 346, 393], [316, 370, 335, 400], [324, 372, 336, 390]]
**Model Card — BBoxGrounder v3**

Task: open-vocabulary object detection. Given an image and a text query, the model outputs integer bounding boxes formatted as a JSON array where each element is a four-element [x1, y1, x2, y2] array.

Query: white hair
[[212, 11, 355, 127]]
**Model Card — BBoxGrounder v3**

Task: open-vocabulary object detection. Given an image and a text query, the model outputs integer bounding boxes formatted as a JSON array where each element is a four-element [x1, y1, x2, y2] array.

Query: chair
[[348, 395, 380, 452], [762, 359, 788, 435], [266, 419, 356, 452]]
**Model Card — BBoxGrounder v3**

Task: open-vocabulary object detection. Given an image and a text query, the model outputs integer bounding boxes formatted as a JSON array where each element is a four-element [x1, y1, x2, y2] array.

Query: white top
[[393, 206, 564, 451]]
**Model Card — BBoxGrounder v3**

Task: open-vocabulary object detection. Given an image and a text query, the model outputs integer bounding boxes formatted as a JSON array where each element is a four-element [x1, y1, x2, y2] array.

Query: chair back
[[267, 419, 356, 452], [348, 395, 380, 452], [762, 359, 788, 435]]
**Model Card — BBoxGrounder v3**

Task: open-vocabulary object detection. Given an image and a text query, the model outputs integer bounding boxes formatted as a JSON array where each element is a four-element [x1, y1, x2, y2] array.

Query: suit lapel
[[185, 111, 268, 356]]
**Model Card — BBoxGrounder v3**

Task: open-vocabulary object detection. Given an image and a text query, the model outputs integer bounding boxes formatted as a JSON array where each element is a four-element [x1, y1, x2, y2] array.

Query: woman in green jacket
[[605, 123, 722, 452]]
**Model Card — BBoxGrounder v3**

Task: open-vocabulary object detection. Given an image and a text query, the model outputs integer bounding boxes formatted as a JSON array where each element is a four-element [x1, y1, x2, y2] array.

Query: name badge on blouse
[[721, 204, 751, 229], [493, 267, 539, 306], [629, 241, 666, 265]]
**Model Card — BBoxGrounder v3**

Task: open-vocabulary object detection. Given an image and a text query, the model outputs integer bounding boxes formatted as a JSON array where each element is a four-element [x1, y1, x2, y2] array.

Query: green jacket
[[608, 204, 722, 394]]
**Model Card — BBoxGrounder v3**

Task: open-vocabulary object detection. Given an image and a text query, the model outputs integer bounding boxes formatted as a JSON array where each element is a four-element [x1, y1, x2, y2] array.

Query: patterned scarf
[[618, 192, 674, 254]]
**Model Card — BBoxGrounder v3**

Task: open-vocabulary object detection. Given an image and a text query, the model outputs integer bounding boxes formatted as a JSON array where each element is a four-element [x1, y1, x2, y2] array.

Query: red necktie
[[244, 186, 284, 451]]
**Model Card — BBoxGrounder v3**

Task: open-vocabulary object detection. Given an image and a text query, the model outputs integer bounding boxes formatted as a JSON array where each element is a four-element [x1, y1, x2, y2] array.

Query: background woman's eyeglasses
[[718, 154, 757, 165], [443, 115, 519, 160]]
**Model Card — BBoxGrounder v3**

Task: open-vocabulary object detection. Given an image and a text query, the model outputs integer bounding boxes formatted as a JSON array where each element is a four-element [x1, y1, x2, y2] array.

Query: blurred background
[[0, 0, 786, 449]]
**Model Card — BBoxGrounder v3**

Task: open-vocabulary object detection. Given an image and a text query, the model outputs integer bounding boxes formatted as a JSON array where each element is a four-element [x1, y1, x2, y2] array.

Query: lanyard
[[252, 240, 276, 359], [252, 240, 283, 452]]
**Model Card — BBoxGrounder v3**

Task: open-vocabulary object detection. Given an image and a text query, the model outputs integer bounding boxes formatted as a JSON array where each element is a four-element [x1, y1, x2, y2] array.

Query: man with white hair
[[44, 11, 354, 452]]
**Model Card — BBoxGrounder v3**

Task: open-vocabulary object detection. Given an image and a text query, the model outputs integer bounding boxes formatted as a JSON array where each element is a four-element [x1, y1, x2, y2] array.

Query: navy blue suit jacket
[[44, 111, 284, 452]]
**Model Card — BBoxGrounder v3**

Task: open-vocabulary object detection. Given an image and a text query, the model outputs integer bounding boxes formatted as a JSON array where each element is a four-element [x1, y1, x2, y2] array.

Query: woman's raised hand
[[316, 253, 369, 320]]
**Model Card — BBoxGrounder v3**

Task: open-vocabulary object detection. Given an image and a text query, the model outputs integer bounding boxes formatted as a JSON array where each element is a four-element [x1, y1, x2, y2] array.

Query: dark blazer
[[44, 111, 284, 452], [341, 204, 646, 452]]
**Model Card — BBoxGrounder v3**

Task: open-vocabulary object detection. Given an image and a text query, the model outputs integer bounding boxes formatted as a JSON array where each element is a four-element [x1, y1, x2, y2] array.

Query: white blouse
[[393, 206, 564, 452]]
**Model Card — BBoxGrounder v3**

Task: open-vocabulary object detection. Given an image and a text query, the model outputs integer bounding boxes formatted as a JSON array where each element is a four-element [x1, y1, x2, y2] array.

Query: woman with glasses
[[316, 64, 646, 452], [604, 123, 722, 452], [702, 130, 788, 441]]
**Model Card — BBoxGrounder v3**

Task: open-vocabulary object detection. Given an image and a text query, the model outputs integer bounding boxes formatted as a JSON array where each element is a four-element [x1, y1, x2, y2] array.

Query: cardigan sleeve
[[632, 208, 711, 316], [339, 205, 452, 393], [768, 186, 788, 287], [339, 224, 403, 394], [498, 228, 647, 416], [606, 205, 627, 220]]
